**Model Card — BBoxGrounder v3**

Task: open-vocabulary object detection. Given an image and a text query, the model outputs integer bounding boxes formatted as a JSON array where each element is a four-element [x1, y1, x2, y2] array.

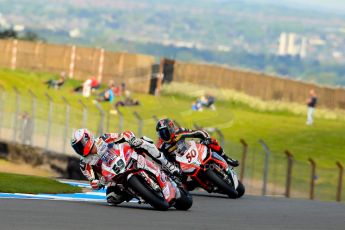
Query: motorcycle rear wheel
[[127, 175, 170, 211], [205, 168, 238, 198], [236, 181, 245, 198]]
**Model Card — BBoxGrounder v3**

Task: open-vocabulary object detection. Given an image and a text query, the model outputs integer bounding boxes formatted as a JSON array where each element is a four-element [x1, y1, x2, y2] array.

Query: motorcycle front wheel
[[127, 175, 170, 211], [173, 187, 193, 210], [205, 168, 238, 199]]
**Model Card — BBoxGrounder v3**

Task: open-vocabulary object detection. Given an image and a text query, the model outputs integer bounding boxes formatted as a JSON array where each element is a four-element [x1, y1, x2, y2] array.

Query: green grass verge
[[0, 172, 82, 194]]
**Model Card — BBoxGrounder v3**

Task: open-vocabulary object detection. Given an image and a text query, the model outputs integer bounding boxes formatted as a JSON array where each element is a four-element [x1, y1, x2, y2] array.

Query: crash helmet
[[71, 128, 95, 157], [156, 118, 176, 142]]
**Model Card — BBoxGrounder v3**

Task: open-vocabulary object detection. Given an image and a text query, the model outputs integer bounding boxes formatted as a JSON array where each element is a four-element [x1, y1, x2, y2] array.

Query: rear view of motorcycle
[[101, 143, 193, 211], [175, 139, 245, 198]]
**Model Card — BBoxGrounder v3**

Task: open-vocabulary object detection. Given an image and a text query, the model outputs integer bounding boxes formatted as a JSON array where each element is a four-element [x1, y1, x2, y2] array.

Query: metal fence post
[[28, 90, 36, 146], [308, 158, 316, 200], [240, 139, 248, 182], [62, 97, 70, 153], [12, 87, 21, 143], [95, 102, 105, 136], [133, 111, 143, 137], [259, 139, 271, 196], [78, 99, 88, 128], [117, 109, 124, 133], [45, 93, 53, 151], [106, 110, 111, 132], [0, 85, 5, 138], [152, 115, 159, 122], [284, 150, 294, 198], [336, 162, 343, 202]]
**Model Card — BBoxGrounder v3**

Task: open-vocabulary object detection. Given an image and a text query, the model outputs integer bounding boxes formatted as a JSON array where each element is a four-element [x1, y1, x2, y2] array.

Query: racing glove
[[128, 137, 143, 148], [202, 137, 213, 146], [121, 131, 143, 148], [90, 179, 105, 190]]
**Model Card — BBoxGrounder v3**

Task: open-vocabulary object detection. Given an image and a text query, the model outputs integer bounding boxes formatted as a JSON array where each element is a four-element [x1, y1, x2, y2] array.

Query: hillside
[[1, 68, 345, 199], [0, 69, 344, 168]]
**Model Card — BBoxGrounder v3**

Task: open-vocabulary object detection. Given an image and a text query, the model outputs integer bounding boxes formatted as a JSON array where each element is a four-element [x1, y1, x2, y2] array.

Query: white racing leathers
[[79, 131, 179, 204], [131, 136, 180, 175]]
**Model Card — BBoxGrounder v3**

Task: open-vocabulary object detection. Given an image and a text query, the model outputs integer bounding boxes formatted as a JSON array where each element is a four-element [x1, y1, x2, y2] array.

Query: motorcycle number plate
[[177, 142, 200, 165], [112, 158, 126, 175]]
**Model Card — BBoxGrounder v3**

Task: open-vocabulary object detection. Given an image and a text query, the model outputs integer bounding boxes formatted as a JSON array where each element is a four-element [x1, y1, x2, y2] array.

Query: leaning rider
[[70, 128, 180, 205], [155, 118, 239, 167]]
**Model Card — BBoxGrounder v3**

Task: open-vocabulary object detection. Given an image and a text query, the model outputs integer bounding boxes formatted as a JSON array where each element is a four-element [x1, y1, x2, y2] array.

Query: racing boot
[[221, 154, 239, 167], [163, 160, 182, 177], [106, 185, 132, 205]]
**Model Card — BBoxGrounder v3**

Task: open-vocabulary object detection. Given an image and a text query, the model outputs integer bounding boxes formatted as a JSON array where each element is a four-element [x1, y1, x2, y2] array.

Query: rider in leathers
[[155, 118, 239, 190], [71, 129, 180, 205]]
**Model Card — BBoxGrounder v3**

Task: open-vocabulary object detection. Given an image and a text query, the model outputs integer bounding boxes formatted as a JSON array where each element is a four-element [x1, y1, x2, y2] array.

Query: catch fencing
[[0, 86, 343, 202]]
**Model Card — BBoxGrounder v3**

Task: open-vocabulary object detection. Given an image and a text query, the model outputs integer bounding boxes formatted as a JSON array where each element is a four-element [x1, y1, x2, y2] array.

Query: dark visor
[[72, 141, 85, 156], [158, 128, 171, 141]]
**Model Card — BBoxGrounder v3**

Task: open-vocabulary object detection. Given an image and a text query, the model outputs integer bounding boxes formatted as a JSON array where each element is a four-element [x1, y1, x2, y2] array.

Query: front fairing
[[176, 140, 208, 174], [101, 143, 135, 181]]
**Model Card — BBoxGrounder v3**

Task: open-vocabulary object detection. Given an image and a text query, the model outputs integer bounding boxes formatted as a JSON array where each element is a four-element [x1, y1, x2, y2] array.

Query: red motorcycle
[[100, 143, 193, 210], [175, 139, 245, 198]]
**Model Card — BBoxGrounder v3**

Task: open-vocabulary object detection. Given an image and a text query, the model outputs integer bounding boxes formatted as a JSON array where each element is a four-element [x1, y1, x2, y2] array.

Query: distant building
[[0, 13, 10, 29], [300, 37, 307, 58], [13, 24, 25, 32], [69, 29, 81, 38], [277, 32, 307, 58], [287, 33, 298, 56], [278, 33, 288, 55]]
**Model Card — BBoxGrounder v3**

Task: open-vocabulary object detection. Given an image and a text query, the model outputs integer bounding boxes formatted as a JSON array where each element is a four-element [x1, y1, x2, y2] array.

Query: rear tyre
[[127, 175, 170, 211], [173, 188, 193, 210], [236, 181, 245, 198], [205, 168, 238, 198]]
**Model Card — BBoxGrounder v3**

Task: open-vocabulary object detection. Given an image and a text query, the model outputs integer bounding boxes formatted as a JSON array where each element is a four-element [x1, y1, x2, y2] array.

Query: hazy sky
[[251, 0, 345, 13]]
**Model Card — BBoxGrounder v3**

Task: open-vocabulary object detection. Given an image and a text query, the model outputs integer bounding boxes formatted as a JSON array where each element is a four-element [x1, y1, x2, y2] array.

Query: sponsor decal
[[163, 185, 170, 198], [160, 173, 167, 183], [137, 155, 146, 169]]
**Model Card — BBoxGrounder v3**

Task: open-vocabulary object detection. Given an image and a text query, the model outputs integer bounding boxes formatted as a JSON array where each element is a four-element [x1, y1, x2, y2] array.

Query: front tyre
[[173, 188, 193, 210], [127, 175, 169, 211], [205, 168, 238, 198]]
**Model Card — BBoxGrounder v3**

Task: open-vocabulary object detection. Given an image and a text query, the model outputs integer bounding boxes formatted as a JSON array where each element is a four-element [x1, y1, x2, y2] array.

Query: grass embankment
[[0, 172, 81, 194], [1, 69, 344, 167], [0, 159, 56, 177], [0, 69, 344, 199]]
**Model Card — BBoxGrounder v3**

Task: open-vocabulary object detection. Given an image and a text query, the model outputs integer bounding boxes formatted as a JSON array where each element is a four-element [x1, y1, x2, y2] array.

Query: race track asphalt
[[1, 193, 344, 230]]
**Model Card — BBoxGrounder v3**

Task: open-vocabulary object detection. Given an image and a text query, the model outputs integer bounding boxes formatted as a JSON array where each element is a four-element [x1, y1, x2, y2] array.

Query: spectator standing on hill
[[306, 89, 317, 125]]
